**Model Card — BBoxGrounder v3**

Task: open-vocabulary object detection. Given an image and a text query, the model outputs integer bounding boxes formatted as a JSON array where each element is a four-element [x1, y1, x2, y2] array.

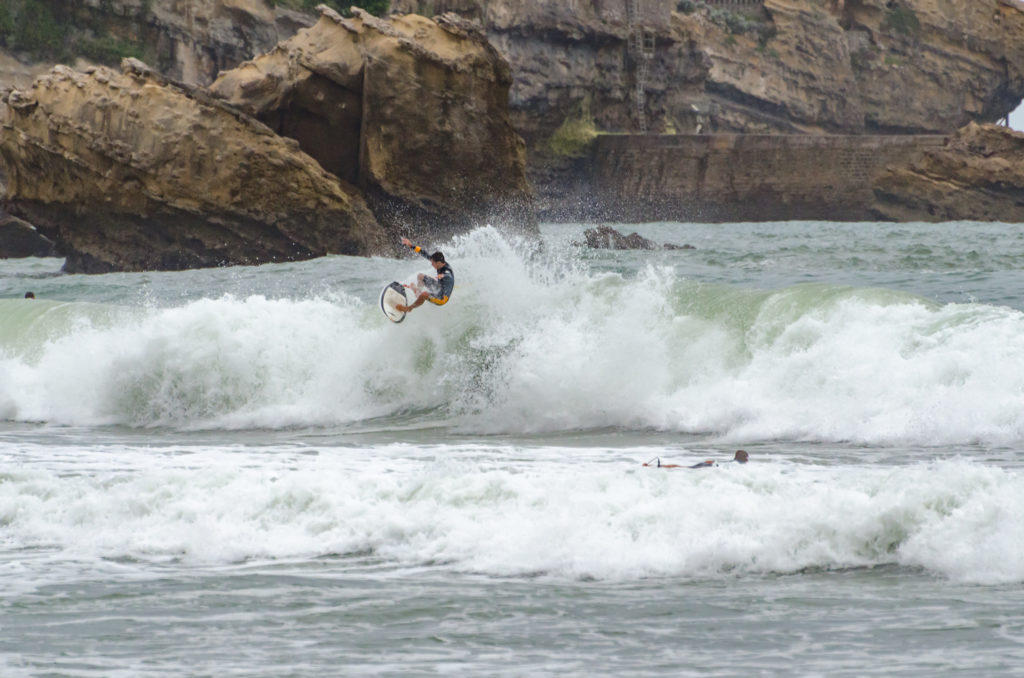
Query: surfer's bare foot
[[395, 304, 409, 312]]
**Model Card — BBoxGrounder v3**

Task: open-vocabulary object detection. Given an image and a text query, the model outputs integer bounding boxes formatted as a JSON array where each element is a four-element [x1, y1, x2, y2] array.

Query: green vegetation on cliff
[[0, 0, 68, 59], [0, 0, 144, 64], [0, 0, 386, 66], [676, 0, 775, 45], [543, 97, 598, 158], [884, 4, 921, 36], [0, 5, 16, 45]]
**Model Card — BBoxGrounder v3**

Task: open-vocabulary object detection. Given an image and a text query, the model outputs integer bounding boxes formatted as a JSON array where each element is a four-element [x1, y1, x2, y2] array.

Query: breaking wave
[[3, 227, 1024, 445]]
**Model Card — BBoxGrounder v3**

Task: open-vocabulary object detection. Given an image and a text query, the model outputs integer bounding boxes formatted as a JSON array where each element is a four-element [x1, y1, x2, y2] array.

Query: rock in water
[[583, 225, 657, 250]]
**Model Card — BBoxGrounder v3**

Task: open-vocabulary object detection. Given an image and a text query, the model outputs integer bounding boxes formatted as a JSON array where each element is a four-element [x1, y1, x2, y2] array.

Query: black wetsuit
[[690, 459, 746, 468], [412, 246, 454, 305]]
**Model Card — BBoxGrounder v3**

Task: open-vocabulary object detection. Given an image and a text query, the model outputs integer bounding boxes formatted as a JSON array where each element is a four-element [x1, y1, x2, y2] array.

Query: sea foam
[[1, 446, 1021, 585]]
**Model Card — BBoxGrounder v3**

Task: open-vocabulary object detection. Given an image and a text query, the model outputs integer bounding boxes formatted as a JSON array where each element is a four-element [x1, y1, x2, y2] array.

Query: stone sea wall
[[553, 133, 949, 222]]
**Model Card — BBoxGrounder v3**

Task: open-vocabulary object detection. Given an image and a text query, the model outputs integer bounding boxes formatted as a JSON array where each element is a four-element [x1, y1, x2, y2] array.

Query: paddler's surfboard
[[380, 281, 410, 323]]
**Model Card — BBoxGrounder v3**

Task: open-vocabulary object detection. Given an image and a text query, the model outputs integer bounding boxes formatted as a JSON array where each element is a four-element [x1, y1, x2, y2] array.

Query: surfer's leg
[[403, 292, 430, 312], [396, 291, 430, 313]]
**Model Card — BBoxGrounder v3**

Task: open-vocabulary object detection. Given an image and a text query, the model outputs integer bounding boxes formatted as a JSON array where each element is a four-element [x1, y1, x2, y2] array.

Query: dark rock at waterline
[[585, 226, 658, 250], [0, 213, 57, 258], [582, 225, 694, 251]]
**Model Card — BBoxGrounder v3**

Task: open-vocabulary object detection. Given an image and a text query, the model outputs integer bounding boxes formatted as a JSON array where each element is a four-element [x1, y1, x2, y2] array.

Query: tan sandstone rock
[[872, 122, 1024, 222], [210, 6, 534, 242], [839, 0, 1024, 133], [674, 0, 864, 133], [0, 59, 384, 273], [674, 0, 1024, 134]]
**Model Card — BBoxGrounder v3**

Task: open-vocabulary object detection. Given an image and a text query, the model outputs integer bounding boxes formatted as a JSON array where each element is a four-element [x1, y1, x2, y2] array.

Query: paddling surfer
[[643, 450, 749, 468], [688, 450, 749, 468], [395, 237, 454, 313]]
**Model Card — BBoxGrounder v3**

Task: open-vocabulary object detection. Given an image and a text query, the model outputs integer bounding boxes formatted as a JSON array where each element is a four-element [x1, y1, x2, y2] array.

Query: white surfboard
[[380, 281, 410, 323]]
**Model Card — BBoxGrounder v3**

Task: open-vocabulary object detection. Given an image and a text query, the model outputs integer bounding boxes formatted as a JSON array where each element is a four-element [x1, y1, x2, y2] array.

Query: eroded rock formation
[[0, 60, 384, 273], [685, 0, 1024, 134], [872, 123, 1024, 222], [843, 0, 1024, 133], [210, 7, 533, 241]]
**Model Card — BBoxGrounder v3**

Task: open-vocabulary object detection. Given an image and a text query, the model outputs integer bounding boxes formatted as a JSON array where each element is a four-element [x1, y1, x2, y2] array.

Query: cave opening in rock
[[1010, 99, 1024, 132]]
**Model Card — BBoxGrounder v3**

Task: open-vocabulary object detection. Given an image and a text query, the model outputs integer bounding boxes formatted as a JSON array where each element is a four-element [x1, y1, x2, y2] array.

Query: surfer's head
[[734, 450, 749, 463], [430, 251, 446, 268]]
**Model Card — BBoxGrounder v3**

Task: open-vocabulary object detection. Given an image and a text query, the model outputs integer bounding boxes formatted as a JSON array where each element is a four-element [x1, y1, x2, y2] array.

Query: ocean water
[[2, 221, 1024, 676]]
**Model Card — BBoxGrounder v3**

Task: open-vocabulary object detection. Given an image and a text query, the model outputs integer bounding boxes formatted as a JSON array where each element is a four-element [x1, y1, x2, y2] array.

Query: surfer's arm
[[401, 237, 432, 261]]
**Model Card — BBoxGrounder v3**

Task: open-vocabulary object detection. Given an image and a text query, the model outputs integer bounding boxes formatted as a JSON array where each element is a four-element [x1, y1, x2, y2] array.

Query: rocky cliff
[[0, 60, 384, 272], [687, 0, 1024, 134], [843, 0, 1024, 133], [5, 1, 1023, 143], [0, 6, 533, 271], [210, 7, 533, 241], [872, 123, 1024, 222], [396, 0, 1024, 144]]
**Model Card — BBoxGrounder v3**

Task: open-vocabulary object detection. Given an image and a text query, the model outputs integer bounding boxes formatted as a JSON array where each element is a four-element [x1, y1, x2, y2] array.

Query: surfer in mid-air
[[395, 237, 454, 313]]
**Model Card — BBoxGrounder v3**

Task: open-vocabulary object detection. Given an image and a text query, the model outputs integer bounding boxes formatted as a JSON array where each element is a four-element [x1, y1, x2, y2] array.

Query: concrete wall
[[577, 134, 949, 222]]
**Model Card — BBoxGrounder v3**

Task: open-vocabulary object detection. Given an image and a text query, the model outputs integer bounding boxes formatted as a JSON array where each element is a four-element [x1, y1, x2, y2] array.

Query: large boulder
[[0, 60, 384, 273], [871, 123, 1024, 222], [210, 6, 534, 242]]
